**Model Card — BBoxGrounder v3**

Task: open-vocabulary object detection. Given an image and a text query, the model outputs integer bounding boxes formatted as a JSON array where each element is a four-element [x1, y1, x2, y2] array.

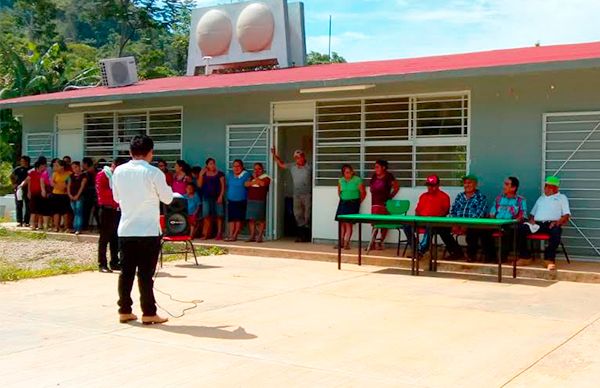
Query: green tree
[[0, 41, 99, 162], [13, 0, 60, 50], [0, 109, 21, 162], [93, 0, 190, 58], [307, 51, 347, 65]]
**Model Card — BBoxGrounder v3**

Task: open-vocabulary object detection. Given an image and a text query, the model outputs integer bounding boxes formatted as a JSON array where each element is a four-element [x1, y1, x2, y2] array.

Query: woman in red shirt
[[25, 160, 49, 230], [369, 160, 399, 250], [244, 163, 271, 243]]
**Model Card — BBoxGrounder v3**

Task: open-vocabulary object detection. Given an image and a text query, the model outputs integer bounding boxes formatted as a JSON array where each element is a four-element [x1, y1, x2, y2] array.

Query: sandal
[[245, 237, 256, 243], [546, 262, 557, 271]]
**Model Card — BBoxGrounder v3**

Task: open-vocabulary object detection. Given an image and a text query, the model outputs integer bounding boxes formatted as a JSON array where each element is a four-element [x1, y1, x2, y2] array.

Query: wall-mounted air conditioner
[[99, 57, 139, 88]]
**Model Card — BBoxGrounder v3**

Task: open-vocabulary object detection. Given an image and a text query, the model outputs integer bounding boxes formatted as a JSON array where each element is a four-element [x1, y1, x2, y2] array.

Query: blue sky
[[193, 0, 600, 62]]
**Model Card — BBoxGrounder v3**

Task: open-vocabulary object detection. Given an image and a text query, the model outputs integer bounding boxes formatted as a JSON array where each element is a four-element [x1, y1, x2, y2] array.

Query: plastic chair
[[527, 233, 570, 263], [366, 199, 411, 255], [159, 215, 198, 267]]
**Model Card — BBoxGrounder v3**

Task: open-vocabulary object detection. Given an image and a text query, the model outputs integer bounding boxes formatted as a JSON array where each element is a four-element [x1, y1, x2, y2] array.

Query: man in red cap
[[404, 175, 463, 258]]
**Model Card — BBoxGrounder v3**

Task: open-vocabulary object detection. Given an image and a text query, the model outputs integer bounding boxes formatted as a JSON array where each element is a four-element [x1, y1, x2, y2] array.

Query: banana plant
[[0, 41, 99, 99]]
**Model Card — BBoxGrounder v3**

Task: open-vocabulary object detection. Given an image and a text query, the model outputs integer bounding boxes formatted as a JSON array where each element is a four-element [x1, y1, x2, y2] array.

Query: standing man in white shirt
[[517, 176, 570, 270], [112, 135, 174, 325]]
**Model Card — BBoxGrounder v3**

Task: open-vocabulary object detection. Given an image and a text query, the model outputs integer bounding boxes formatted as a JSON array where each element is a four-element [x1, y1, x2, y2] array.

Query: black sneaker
[[99, 266, 113, 273], [110, 264, 122, 272]]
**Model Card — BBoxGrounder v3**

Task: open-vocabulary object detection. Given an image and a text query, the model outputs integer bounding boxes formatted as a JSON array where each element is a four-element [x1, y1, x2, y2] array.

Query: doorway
[[273, 123, 314, 240]]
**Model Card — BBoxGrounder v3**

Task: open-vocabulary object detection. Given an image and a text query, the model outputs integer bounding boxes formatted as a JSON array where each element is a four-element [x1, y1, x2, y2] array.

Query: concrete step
[[5, 225, 600, 284]]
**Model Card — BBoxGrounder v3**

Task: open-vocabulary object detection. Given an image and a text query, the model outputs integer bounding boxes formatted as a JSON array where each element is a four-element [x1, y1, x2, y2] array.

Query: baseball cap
[[462, 174, 478, 182], [293, 150, 305, 158], [425, 175, 440, 186], [545, 176, 560, 187]]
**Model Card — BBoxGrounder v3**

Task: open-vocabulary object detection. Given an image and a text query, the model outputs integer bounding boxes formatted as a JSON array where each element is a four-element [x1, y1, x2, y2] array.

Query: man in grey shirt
[[272, 148, 312, 242]]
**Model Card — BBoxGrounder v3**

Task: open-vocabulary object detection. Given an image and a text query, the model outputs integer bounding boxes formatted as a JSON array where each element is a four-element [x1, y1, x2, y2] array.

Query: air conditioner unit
[[99, 57, 139, 88]]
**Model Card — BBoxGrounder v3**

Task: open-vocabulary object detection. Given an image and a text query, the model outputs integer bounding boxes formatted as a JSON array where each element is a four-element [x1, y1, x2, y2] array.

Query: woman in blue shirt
[[226, 159, 251, 241]]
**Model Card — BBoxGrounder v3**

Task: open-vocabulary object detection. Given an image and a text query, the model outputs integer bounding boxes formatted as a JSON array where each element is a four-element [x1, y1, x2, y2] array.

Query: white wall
[[311, 186, 464, 242]]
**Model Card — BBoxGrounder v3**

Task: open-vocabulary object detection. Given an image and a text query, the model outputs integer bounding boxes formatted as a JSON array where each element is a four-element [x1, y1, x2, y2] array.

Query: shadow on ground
[[135, 323, 257, 340], [374, 268, 556, 287], [174, 264, 222, 270], [155, 271, 187, 279]]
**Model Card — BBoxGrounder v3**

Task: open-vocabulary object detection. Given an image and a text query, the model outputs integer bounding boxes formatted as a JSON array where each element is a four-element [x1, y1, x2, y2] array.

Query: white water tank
[[237, 3, 275, 52], [196, 9, 233, 56]]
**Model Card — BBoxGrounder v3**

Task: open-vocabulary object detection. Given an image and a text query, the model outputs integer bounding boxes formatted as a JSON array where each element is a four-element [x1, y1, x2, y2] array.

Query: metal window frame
[[25, 132, 55, 159], [78, 106, 183, 162], [281, 91, 470, 187]]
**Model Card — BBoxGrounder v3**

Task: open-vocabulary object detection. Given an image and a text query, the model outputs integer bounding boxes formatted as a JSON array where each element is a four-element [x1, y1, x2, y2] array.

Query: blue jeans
[[71, 200, 84, 232]]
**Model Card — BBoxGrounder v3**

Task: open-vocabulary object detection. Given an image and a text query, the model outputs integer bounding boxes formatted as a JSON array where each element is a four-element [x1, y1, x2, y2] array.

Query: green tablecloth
[[336, 214, 517, 227]]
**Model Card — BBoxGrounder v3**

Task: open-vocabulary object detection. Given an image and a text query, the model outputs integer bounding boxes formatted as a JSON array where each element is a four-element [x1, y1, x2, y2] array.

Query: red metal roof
[[4, 41, 600, 107]]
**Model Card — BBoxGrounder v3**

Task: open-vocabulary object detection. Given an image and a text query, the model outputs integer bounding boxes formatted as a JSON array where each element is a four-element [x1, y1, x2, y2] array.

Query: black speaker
[[164, 198, 189, 236]]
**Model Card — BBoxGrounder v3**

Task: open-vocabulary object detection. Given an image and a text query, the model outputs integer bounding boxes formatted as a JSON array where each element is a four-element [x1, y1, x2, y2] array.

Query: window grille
[[84, 108, 182, 165], [25, 133, 54, 159], [315, 93, 469, 186]]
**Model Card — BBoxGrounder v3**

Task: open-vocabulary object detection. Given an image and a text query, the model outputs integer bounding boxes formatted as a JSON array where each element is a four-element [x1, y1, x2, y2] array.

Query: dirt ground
[[0, 237, 96, 269]]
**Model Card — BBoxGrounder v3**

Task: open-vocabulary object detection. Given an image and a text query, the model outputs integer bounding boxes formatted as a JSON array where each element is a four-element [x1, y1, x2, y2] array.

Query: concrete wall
[[16, 68, 600, 241]]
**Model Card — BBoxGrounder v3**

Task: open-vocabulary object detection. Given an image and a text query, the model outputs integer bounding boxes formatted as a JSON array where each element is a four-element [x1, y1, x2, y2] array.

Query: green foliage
[[0, 109, 22, 163], [307, 51, 347, 65], [0, 162, 13, 195], [0, 226, 48, 239], [0, 258, 95, 282], [13, 0, 60, 50], [161, 243, 228, 262]]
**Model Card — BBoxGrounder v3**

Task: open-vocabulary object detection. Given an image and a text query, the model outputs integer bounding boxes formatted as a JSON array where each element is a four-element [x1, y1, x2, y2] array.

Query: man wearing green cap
[[449, 174, 495, 262], [517, 176, 571, 270]]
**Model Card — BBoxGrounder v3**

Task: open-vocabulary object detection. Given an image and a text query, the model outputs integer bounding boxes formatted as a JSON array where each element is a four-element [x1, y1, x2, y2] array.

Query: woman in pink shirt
[[171, 160, 191, 195]]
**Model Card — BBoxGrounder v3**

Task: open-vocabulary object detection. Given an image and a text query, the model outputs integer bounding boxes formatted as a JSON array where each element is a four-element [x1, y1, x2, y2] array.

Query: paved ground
[[1, 254, 600, 387]]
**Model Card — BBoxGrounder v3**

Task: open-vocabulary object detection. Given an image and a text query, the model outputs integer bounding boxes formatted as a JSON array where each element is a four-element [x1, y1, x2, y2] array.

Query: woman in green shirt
[[335, 164, 366, 249]]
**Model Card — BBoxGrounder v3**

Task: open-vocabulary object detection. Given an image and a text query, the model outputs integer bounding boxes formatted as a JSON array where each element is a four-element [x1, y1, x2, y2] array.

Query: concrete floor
[[1, 254, 600, 387]]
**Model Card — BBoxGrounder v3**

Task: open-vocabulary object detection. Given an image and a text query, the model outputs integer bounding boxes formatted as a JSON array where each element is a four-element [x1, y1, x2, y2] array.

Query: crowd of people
[[10, 146, 569, 272]]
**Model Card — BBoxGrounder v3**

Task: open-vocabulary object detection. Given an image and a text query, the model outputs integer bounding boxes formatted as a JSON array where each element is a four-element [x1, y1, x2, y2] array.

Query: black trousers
[[15, 192, 30, 225], [466, 229, 496, 261], [98, 207, 120, 268], [518, 222, 562, 261], [118, 236, 161, 316], [82, 193, 98, 230]]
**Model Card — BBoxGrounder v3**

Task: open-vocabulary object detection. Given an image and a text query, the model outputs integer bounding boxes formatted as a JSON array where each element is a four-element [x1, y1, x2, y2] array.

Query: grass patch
[[161, 244, 228, 262], [0, 227, 47, 240], [0, 258, 96, 282]]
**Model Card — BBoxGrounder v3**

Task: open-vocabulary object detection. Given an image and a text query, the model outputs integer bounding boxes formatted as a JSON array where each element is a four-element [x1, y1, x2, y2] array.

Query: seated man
[[450, 174, 495, 262], [517, 176, 570, 271], [489, 176, 527, 261], [403, 175, 463, 258]]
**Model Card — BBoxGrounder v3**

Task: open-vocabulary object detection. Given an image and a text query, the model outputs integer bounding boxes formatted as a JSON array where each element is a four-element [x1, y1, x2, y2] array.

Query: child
[[185, 183, 201, 237], [67, 161, 88, 235]]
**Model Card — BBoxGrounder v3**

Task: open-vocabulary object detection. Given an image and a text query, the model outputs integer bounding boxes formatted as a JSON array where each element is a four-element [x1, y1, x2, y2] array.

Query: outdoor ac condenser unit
[[99, 57, 139, 88]]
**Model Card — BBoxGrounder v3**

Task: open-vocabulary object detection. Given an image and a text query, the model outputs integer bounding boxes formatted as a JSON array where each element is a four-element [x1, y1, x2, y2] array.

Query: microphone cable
[[152, 264, 203, 319]]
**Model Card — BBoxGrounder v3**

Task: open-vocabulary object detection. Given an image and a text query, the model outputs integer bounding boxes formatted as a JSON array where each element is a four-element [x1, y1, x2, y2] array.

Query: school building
[[2, 41, 600, 260]]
